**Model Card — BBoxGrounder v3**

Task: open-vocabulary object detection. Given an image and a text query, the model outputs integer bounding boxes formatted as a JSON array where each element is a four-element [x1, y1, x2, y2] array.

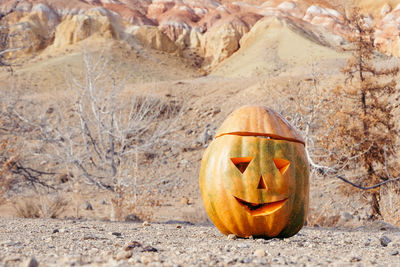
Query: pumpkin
[[199, 106, 309, 238]]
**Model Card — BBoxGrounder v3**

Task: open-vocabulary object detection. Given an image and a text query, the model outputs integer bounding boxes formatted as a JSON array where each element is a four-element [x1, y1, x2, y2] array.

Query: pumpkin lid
[[215, 106, 305, 145]]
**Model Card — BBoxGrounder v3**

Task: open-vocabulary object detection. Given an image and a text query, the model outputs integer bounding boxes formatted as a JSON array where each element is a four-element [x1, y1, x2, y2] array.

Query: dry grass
[[380, 183, 400, 226], [111, 186, 161, 222], [0, 138, 19, 204], [12, 194, 68, 219]]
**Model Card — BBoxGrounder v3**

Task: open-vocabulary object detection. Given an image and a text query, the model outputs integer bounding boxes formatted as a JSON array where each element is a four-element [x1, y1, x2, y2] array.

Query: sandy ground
[[1, 217, 400, 266]]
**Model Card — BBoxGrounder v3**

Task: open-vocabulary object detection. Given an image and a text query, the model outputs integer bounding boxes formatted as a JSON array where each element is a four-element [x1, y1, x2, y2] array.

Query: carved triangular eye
[[273, 158, 290, 175], [231, 157, 253, 174]]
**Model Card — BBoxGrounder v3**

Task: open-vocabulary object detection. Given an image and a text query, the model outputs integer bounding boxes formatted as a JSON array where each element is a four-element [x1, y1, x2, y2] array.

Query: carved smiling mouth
[[234, 197, 288, 216]]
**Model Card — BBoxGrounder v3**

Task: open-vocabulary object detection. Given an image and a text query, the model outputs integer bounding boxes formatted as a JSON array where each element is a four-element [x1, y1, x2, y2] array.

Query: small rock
[[254, 249, 266, 257], [142, 221, 150, 227], [181, 196, 190, 205], [125, 214, 142, 222], [84, 201, 93, 210], [142, 245, 158, 252], [227, 234, 237, 240], [212, 107, 221, 115], [350, 256, 361, 262], [100, 199, 107, 205], [380, 236, 392, 247], [83, 234, 96, 240], [390, 250, 399, 256], [52, 229, 59, 234], [223, 244, 231, 252], [21, 257, 38, 267], [59, 228, 66, 233], [124, 241, 142, 251], [240, 257, 252, 263], [115, 250, 133, 260], [111, 232, 122, 237], [237, 243, 250, 249]]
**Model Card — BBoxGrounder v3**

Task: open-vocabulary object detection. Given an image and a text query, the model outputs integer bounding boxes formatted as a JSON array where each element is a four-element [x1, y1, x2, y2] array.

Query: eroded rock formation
[[1, 0, 400, 69]]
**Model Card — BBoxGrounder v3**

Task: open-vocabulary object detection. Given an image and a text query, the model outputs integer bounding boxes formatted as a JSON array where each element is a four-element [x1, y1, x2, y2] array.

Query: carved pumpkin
[[199, 106, 309, 238]]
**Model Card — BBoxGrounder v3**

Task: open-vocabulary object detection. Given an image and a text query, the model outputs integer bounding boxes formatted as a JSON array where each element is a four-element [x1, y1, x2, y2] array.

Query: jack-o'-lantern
[[199, 106, 309, 238]]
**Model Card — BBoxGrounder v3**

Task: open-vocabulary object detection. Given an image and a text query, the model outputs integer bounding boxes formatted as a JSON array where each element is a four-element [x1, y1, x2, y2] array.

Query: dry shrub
[[13, 198, 40, 218], [0, 138, 19, 204], [110, 186, 161, 222], [13, 194, 68, 219], [380, 183, 400, 226]]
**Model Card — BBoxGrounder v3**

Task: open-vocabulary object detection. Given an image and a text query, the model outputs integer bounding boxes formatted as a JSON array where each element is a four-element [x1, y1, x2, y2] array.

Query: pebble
[[125, 214, 142, 222], [111, 232, 122, 237], [115, 250, 133, 260], [143, 221, 151, 227], [142, 245, 158, 252], [181, 197, 190, 205], [84, 202, 93, 210], [380, 236, 392, 247], [227, 234, 237, 240], [240, 257, 252, 263], [82, 234, 96, 240], [21, 257, 38, 267], [389, 250, 399, 256], [350, 256, 361, 262], [125, 241, 142, 251], [254, 249, 266, 257], [237, 243, 250, 249]]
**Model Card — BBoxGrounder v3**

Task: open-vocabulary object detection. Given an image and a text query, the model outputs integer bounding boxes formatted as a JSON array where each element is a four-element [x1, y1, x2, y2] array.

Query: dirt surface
[[1, 218, 400, 266]]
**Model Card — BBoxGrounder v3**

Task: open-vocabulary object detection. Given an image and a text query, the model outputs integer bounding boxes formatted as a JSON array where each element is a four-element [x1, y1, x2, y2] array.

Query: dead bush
[[13, 194, 68, 219]]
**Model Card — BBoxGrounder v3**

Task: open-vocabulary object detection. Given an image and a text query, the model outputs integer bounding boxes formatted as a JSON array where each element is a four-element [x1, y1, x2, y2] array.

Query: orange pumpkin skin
[[199, 106, 309, 238]]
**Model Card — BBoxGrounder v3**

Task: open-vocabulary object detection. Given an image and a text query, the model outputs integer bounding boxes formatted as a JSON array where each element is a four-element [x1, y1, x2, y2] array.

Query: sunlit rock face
[[2, 0, 400, 67], [53, 7, 121, 48]]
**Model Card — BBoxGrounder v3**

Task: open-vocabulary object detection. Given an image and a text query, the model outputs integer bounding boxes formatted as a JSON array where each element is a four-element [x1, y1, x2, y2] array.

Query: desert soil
[[1, 217, 400, 266]]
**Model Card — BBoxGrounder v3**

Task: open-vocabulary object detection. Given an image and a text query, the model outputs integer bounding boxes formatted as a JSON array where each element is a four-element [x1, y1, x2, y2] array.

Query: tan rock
[[7, 4, 59, 54], [189, 29, 205, 50], [129, 25, 178, 53], [205, 19, 249, 66], [53, 8, 120, 48], [254, 249, 266, 257], [115, 250, 133, 260]]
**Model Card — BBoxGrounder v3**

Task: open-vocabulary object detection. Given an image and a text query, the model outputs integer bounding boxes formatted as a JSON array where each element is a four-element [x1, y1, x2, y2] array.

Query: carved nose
[[257, 175, 267, 189]]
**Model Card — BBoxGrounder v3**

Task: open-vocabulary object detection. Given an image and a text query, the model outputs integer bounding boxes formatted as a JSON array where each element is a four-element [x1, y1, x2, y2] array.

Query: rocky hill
[[2, 0, 400, 70]]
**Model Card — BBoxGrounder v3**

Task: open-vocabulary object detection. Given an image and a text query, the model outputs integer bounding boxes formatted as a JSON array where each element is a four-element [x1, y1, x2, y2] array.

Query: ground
[[0, 217, 400, 266]]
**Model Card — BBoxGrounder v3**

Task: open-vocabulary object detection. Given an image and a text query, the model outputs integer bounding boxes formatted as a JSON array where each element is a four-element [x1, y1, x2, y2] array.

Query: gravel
[[0, 218, 399, 266]]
